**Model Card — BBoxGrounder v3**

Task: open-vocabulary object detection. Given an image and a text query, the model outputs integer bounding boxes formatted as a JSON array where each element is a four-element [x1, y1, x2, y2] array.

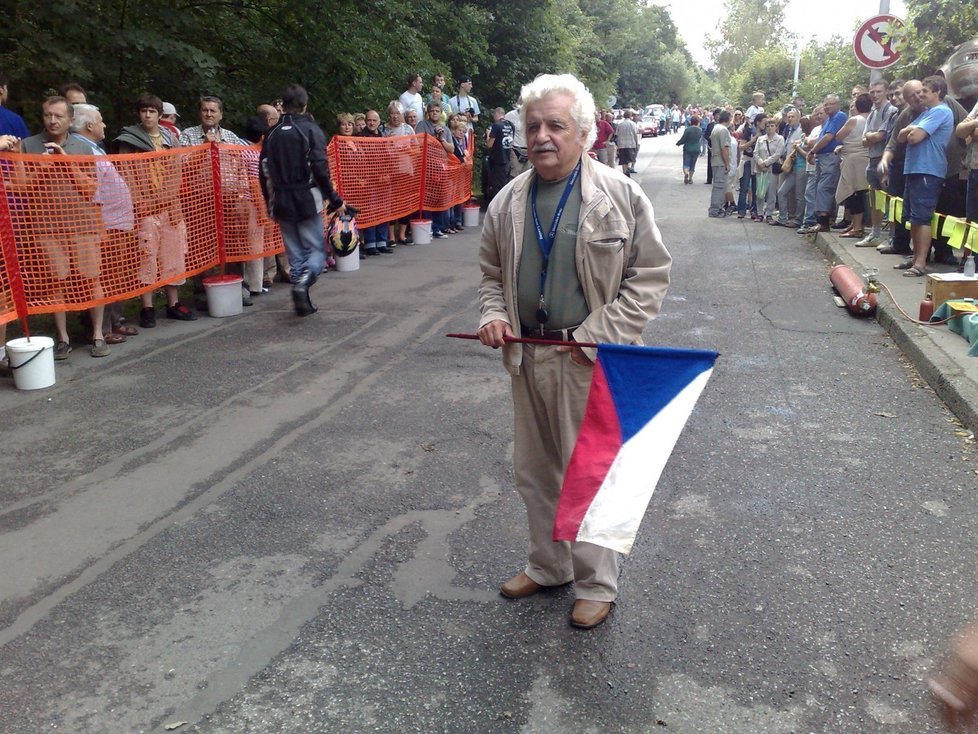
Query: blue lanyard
[[530, 161, 581, 297]]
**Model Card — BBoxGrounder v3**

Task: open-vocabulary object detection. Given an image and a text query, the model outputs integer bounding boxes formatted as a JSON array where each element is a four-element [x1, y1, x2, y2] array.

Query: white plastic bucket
[[410, 219, 432, 244], [6, 336, 55, 390], [203, 274, 244, 317], [463, 206, 481, 228], [334, 246, 360, 272]]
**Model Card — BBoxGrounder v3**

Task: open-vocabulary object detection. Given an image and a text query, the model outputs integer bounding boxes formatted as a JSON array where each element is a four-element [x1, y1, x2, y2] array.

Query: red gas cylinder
[[829, 264, 878, 316], [919, 293, 935, 322]]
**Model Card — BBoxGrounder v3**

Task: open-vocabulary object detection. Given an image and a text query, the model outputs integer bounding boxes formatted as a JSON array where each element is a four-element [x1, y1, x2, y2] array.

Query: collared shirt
[[818, 110, 848, 154], [73, 134, 135, 231], [178, 125, 245, 146], [414, 119, 450, 143]]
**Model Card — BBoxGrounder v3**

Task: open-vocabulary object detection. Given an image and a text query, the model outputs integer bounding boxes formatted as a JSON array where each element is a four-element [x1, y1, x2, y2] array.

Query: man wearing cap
[[449, 76, 481, 129], [477, 73, 671, 630], [161, 102, 181, 138]]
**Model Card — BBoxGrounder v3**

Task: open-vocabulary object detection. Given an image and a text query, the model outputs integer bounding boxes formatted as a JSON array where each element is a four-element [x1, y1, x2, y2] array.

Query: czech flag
[[553, 344, 718, 554]]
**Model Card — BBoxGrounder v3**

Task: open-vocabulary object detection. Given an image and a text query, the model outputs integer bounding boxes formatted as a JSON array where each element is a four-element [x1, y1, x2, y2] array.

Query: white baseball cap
[[162, 102, 179, 117]]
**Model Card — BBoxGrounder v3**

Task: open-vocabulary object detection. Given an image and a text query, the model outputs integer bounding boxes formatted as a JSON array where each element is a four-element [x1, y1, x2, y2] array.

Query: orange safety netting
[[328, 133, 474, 228], [0, 138, 473, 329]]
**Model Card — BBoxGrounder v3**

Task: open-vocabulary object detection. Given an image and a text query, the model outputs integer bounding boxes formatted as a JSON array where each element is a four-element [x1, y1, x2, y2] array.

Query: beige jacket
[[478, 153, 672, 374]]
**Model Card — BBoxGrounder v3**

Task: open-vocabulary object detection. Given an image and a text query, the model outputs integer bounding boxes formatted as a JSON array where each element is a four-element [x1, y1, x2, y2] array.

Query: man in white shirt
[[504, 105, 527, 176], [398, 73, 424, 121], [449, 75, 481, 129]]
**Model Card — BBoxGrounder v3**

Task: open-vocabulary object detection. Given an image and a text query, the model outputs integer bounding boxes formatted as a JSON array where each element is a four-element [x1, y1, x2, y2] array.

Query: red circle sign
[[853, 15, 906, 69]]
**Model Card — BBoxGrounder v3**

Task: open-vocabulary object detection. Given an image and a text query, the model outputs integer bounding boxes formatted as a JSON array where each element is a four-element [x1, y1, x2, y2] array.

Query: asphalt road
[[2, 133, 977, 734]]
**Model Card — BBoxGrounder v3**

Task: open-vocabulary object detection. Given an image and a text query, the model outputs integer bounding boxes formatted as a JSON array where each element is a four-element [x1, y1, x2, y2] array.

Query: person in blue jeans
[[675, 115, 703, 184], [260, 84, 346, 316], [737, 114, 764, 218]]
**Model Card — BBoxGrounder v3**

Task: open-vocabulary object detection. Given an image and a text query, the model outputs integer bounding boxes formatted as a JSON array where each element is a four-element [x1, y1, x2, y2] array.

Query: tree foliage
[[0, 0, 710, 137], [901, 0, 978, 81], [795, 36, 866, 109], [705, 0, 789, 87], [726, 46, 794, 111]]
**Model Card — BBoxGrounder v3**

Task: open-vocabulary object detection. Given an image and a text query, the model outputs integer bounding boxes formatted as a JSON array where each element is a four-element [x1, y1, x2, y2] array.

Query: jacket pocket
[[582, 235, 627, 302]]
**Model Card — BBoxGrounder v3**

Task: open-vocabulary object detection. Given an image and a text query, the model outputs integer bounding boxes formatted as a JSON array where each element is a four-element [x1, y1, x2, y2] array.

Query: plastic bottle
[[919, 293, 934, 322], [965, 254, 976, 278]]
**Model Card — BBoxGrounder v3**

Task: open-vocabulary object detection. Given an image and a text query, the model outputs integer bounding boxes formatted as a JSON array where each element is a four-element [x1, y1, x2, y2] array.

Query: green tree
[[705, 0, 789, 88], [615, 4, 697, 106], [795, 35, 866, 110], [901, 0, 978, 81], [726, 45, 794, 110]]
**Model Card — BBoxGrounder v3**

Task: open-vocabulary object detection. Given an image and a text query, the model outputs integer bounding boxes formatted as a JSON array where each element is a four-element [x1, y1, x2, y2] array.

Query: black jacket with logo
[[259, 113, 342, 222]]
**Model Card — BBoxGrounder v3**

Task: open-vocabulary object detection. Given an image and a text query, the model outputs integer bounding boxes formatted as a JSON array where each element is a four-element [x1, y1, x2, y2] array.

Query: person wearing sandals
[[897, 76, 955, 278], [833, 93, 872, 240]]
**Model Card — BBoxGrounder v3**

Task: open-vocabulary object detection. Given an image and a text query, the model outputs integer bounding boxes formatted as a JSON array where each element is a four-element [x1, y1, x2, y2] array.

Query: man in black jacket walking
[[259, 84, 345, 316]]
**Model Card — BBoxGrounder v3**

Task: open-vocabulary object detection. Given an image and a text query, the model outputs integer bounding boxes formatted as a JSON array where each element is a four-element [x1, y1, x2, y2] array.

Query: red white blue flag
[[553, 344, 718, 554]]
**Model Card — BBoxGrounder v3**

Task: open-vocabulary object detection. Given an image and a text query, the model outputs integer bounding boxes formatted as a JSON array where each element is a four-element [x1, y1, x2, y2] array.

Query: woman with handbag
[[771, 109, 809, 227], [753, 118, 785, 222]]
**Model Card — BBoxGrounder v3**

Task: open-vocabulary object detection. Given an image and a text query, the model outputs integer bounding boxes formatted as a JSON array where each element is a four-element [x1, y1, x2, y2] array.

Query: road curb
[[811, 232, 978, 433]]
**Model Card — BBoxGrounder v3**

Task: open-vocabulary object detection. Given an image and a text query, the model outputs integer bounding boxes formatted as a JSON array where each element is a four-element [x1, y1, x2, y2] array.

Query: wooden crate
[[925, 273, 978, 308]]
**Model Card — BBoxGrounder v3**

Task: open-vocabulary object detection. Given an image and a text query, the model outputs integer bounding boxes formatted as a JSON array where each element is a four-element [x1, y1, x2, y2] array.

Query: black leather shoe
[[291, 271, 318, 317], [377, 246, 393, 254]]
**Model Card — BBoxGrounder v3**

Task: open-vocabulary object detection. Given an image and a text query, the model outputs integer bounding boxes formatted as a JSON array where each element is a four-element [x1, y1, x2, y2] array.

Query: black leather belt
[[521, 324, 577, 341]]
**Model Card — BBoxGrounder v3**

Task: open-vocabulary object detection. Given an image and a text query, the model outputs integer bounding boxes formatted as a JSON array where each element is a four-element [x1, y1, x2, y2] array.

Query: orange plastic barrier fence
[[328, 133, 474, 228], [0, 138, 472, 329]]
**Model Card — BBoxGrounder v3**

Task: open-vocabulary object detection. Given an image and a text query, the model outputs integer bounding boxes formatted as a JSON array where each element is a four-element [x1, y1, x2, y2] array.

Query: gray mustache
[[532, 145, 557, 153]]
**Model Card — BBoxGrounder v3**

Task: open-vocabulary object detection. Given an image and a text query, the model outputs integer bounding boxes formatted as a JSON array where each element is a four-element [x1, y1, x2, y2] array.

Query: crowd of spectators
[[702, 83, 977, 280], [0, 70, 481, 362]]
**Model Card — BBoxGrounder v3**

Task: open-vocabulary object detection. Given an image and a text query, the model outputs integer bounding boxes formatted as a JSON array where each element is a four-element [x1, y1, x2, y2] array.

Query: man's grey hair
[[824, 94, 840, 104], [70, 103, 99, 132], [387, 100, 404, 115], [519, 73, 597, 149]]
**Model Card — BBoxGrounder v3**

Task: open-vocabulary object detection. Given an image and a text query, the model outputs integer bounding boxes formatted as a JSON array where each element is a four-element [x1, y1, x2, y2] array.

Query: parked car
[[640, 116, 659, 138], [645, 104, 664, 119]]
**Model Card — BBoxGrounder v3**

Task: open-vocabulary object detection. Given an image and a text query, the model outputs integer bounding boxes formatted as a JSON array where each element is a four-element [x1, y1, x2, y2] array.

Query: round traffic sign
[[852, 15, 907, 70]]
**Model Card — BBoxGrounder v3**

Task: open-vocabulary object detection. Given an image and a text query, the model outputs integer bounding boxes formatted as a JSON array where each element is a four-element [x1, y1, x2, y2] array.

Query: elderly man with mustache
[[477, 73, 672, 630]]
